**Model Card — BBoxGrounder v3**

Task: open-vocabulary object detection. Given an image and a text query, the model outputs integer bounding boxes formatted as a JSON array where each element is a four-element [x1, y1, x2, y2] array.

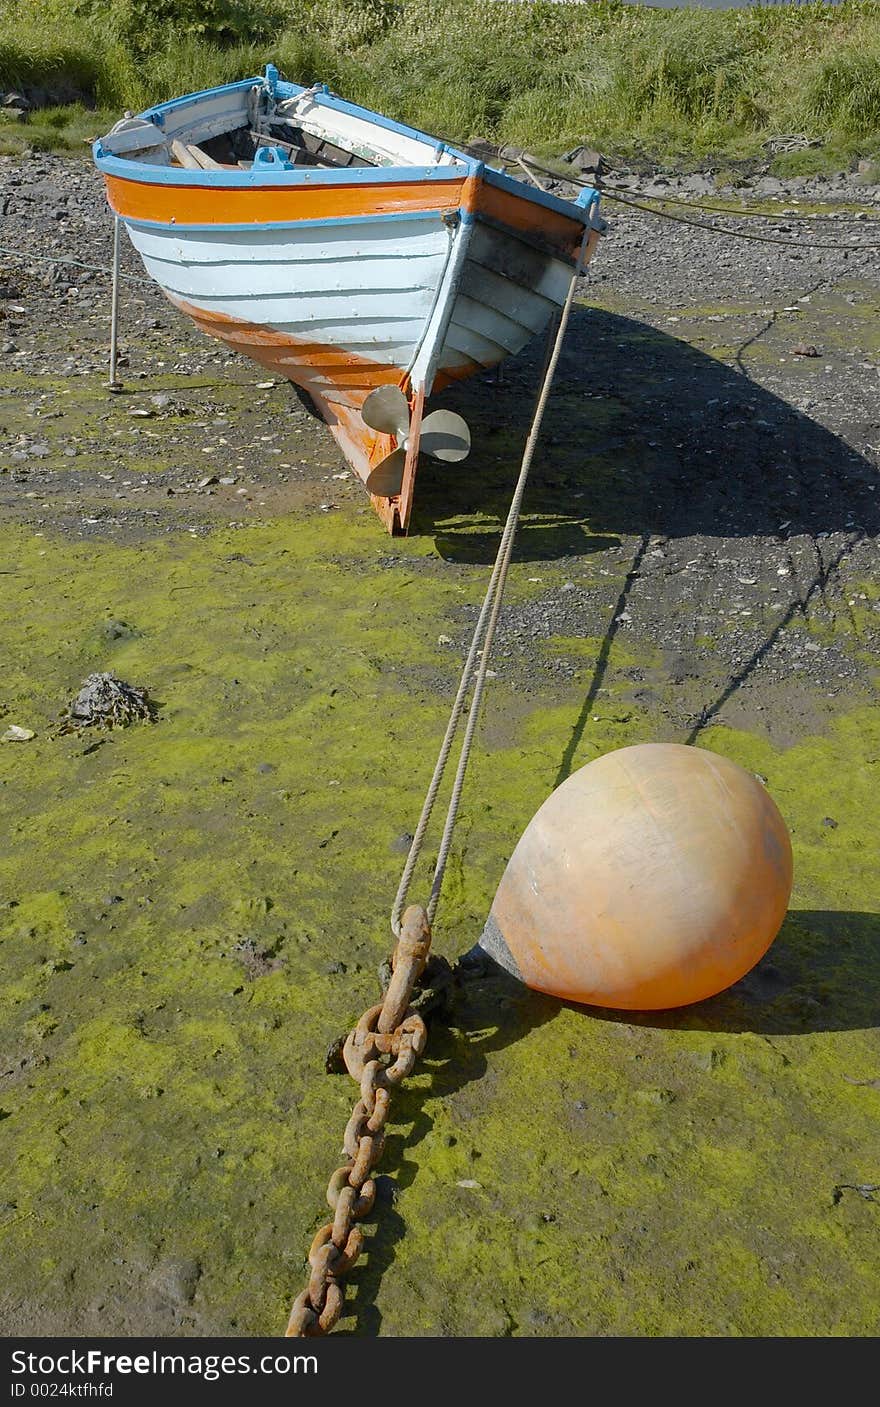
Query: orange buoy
[[478, 743, 792, 1010]]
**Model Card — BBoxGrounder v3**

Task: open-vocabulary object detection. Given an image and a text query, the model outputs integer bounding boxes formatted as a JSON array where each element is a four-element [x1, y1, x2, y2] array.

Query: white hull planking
[[126, 214, 454, 397], [124, 208, 575, 395], [437, 221, 571, 377]]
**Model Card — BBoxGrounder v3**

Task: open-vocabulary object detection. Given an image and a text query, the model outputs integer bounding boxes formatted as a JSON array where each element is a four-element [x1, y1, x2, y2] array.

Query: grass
[[1, 0, 880, 170]]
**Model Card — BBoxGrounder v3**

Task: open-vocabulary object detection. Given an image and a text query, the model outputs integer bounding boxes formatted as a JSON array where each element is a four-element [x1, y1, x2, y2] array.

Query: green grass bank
[[2, 0, 880, 171]]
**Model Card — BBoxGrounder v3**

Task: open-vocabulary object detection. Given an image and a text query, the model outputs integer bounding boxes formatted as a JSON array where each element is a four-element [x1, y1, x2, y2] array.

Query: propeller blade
[[365, 447, 407, 498], [419, 410, 471, 463], [361, 385, 411, 440]]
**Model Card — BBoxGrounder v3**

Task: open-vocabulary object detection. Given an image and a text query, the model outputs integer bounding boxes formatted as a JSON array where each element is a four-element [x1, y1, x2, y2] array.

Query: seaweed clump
[[58, 671, 155, 732]]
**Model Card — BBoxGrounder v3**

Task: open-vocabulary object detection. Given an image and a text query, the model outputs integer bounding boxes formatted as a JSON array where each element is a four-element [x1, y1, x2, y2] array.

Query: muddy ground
[[1, 154, 878, 1336]]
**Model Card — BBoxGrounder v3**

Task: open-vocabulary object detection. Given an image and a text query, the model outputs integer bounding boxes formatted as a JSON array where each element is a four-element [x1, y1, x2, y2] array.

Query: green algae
[[0, 478, 878, 1336]]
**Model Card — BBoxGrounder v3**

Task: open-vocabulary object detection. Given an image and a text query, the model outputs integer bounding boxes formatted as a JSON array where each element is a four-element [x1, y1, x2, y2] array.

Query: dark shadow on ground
[[413, 307, 879, 560], [552, 524, 861, 772], [554, 530, 649, 787], [574, 908, 880, 1038]]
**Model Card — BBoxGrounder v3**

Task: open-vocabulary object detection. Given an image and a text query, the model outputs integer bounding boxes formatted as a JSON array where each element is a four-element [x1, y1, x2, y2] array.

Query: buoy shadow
[[337, 963, 557, 1337], [569, 908, 880, 1037]]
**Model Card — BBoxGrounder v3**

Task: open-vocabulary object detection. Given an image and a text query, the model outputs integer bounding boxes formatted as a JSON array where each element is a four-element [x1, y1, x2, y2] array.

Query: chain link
[[285, 904, 431, 1337]]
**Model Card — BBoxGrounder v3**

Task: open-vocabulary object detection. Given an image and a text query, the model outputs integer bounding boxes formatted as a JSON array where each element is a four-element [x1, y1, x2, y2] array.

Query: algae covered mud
[[1, 153, 880, 1335]]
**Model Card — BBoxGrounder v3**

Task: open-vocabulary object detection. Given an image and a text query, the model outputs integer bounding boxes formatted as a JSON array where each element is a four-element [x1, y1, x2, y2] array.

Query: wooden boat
[[93, 68, 603, 532]]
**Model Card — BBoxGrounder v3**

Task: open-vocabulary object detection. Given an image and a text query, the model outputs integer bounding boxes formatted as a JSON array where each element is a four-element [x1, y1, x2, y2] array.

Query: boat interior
[[99, 79, 469, 176]]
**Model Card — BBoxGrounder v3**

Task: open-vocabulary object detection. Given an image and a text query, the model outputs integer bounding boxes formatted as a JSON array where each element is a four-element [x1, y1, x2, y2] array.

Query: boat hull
[[96, 77, 601, 531]]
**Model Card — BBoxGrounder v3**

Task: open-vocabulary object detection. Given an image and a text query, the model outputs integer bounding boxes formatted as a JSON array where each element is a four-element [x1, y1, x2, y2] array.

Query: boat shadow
[[337, 903, 879, 1334], [415, 306, 880, 559]]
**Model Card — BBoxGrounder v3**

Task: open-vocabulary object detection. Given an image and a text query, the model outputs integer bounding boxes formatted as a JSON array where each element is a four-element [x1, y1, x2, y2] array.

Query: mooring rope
[[390, 228, 592, 937], [601, 180, 880, 224], [601, 187, 880, 250], [0, 240, 150, 285], [517, 157, 880, 251]]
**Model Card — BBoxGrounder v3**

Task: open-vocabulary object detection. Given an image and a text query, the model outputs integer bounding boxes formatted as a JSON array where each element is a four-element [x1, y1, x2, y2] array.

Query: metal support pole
[[108, 215, 123, 392]]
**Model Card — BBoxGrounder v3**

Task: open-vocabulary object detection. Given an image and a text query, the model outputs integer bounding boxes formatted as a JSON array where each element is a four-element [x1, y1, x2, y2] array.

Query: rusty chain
[[285, 227, 595, 1338], [285, 904, 432, 1336]]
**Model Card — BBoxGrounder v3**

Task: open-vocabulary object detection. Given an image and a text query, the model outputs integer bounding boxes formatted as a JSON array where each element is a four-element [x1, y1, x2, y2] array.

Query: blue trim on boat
[[124, 208, 475, 235], [93, 146, 471, 188], [139, 77, 258, 127], [94, 71, 596, 228], [276, 79, 453, 159], [481, 166, 591, 225]]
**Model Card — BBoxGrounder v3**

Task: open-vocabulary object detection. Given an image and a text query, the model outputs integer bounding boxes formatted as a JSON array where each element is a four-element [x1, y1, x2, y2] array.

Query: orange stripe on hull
[[471, 183, 585, 261], [171, 295, 415, 531], [105, 173, 466, 225]]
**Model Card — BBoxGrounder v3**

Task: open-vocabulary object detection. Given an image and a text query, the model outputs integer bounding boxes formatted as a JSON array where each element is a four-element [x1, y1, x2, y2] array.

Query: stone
[[563, 144, 606, 177]]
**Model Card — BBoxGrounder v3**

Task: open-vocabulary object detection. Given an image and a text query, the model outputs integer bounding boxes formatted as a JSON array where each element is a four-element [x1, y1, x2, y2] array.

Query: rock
[[562, 144, 606, 177], [2, 725, 35, 742], [461, 137, 500, 162], [62, 673, 154, 731], [677, 172, 715, 196], [101, 619, 137, 641], [754, 176, 786, 196]]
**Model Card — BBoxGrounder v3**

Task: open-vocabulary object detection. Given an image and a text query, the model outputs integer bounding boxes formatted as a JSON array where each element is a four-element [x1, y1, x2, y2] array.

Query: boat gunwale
[[92, 75, 596, 229]]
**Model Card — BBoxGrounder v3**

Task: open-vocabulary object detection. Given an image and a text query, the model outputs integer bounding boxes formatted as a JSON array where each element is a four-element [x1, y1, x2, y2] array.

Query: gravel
[[1, 151, 878, 745]]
